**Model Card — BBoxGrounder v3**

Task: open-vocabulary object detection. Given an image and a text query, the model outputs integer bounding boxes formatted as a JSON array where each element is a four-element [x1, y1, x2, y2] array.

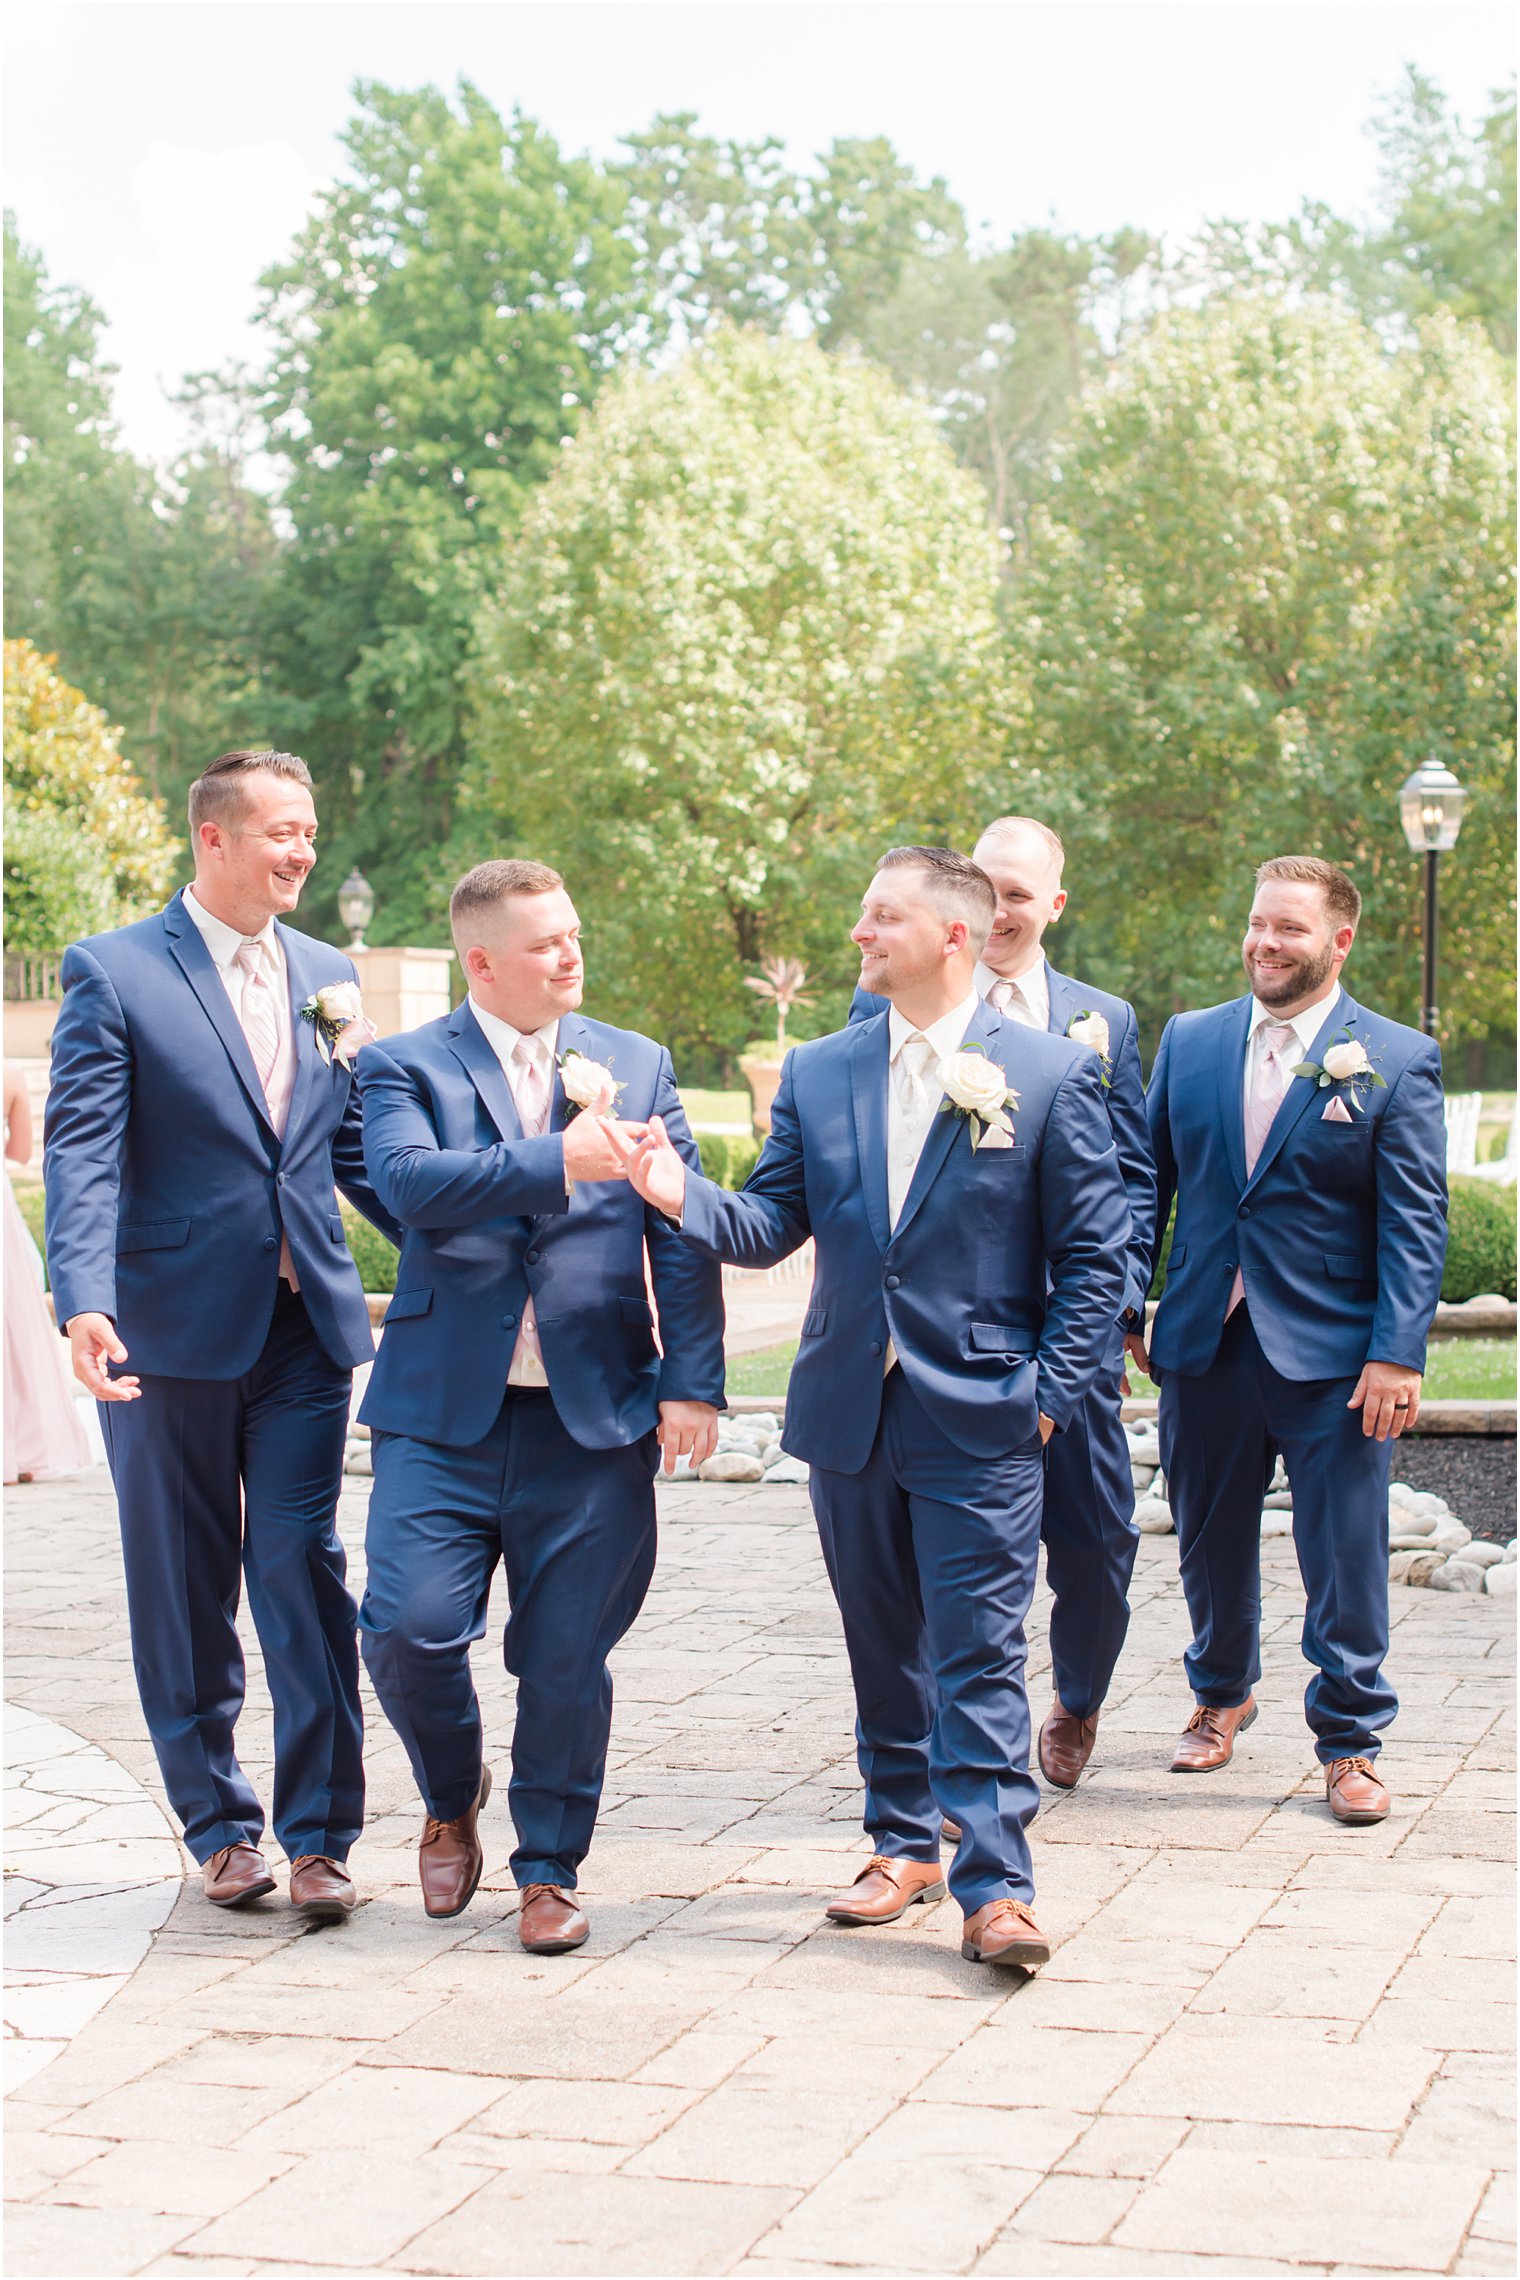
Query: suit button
[[884, 1274, 901, 1290], [501, 1313, 518, 1330], [262, 1235, 278, 1252], [277, 1173, 287, 1186], [1238, 1205, 1251, 1218], [869, 1340, 883, 1357], [525, 1250, 540, 1266]]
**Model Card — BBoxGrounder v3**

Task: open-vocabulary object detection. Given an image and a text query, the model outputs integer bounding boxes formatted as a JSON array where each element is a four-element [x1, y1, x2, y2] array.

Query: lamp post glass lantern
[[337, 868, 375, 952], [1398, 761, 1467, 1038]]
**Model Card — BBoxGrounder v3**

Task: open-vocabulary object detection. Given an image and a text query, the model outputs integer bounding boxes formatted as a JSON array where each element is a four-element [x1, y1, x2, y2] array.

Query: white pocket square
[[1321, 1094, 1355, 1123]]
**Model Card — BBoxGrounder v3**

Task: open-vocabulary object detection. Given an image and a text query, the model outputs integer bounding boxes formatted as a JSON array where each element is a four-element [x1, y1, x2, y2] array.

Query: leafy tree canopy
[[467, 328, 1012, 1067]]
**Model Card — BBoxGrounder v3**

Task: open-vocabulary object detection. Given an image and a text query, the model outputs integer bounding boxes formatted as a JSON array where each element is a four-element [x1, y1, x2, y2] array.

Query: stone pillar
[[346, 946, 457, 1041]]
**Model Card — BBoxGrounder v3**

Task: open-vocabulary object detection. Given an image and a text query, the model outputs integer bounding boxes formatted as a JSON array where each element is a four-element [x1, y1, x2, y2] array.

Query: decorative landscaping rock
[[1388, 1550, 1421, 1584], [1126, 1431, 1161, 1469], [698, 1451, 766, 1483], [1486, 1563, 1518, 1596], [1131, 1464, 1158, 1494], [1389, 1529, 1443, 1550], [1389, 1511, 1440, 1538], [1398, 1491, 1453, 1523], [1134, 1497, 1175, 1535], [1429, 1559, 1487, 1594], [1460, 1541, 1505, 1569], [1262, 1489, 1293, 1510], [1431, 1522, 1474, 1552], [1503, 1542, 1518, 1563], [342, 1442, 372, 1477], [734, 1413, 779, 1438], [1401, 1551, 1447, 1587], [763, 1456, 810, 1485], [762, 1439, 784, 1468], [662, 1453, 702, 1482], [1261, 1511, 1292, 1538]]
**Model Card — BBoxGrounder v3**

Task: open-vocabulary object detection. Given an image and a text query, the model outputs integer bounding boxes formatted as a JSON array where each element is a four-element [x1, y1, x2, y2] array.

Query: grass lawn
[[727, 1336, 1516, 1405], [679, 1087, 751, 1130]]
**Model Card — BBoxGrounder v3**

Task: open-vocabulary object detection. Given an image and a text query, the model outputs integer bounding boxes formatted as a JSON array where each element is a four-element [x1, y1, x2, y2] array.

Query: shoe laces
[[521, 1882, 570, 1904], [290, 1854, 342, 1873], [1184, 1705, 1223, 1735], [981, 1897, 1038, 1930], [1329, 1756, 1379, 1784]]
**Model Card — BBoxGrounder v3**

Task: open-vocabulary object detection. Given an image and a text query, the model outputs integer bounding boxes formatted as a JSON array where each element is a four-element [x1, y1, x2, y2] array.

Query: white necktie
[[1227, 1020, 1300, 1319], [896, 1032, 935, 1117], [233, 941, 279, 1098]]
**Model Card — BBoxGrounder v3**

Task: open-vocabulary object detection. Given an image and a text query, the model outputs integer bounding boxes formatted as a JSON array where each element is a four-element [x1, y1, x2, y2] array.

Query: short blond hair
[[975, 814, 1066, 877], [449, 858, 564, 952], [1255, 855, 1361, 931]]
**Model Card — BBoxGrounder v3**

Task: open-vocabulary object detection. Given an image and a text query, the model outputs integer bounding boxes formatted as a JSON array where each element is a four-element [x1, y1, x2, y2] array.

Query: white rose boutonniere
[[558, 1047, 621, 1119], [301, 982, 378, 1066], [937, 1046, 1019, 1151], [1066, 1009, 1113, 1089], [1290, 1025, 1386, 1114]]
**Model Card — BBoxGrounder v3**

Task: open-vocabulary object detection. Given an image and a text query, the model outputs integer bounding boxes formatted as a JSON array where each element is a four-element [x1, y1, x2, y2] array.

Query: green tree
[[1011, 296, 1515, 1047], [467, 328, 1011, 1068], [255, 78, 646, 942], [3, 638, 180, 956]]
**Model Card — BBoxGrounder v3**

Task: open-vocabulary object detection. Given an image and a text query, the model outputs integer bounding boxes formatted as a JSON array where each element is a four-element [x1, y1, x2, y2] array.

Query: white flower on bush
[[1321, 1039, 1372, 1082], [559, 1048, 620, 1117], [937, 1049, 1018, 1150]]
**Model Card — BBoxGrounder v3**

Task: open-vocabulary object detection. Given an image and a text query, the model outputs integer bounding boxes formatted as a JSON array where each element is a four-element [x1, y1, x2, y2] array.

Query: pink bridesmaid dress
[[4, 1168, 92, 1483]]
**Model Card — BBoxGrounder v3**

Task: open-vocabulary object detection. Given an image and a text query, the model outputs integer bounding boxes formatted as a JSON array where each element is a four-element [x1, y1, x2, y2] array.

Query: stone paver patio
[[3, 1462, 1514, 2278]]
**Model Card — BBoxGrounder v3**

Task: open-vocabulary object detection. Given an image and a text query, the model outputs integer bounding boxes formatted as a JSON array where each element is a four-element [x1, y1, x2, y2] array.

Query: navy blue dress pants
[[100, 1284, 363, 1865], [359, 1389, 659, 1889], [808, 1366, 1045, 1912], [1041, 1349, 1140, 1719], [1159, 1306, 1397, 1759]]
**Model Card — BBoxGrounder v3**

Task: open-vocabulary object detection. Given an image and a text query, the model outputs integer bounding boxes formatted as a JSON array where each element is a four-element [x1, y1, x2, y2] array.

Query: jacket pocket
[[801, 1304, 828, 1337], [969, 1319, 1034, 1357], [115, 1220, 191, 1253], [329, 1214, 348, 1243], [382, 1287, 434, 1321], [1166, 1243, 1187, 1268]]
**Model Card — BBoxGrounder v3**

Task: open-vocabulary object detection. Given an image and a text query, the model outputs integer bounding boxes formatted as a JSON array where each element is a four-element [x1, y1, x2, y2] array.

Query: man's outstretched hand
[[66, 1313, 141, 1402], [606, 1114, 688, 1219]]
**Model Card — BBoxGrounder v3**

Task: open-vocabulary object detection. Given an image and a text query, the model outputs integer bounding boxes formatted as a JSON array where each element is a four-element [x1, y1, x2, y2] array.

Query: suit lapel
[[1216, 997, 1252, 1192], [162, 895, 277, 1138], [1044, 962, 1080, 1039], [548, 1013, 584, 1133], [278, 927, 325, 1142], [446, 1002, 523, 1144], [1245, 988, 1349, 1194], [893, 997, 1003, 1241], [849, 1015, 892, 1253]]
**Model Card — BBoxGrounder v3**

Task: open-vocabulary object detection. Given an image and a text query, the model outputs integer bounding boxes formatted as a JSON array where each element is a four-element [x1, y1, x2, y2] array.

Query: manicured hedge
[[696, 1132, 761, 1189], [1443, 1176, 1517, 1302]]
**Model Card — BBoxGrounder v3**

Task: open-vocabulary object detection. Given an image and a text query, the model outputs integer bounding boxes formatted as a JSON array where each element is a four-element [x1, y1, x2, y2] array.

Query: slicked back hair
[[188, 749, 313, 834], [975, 814, 1066, 878], [449, 858, 566, 953], [875, 845, 997, 954], [1255, 855, 1362, 932]]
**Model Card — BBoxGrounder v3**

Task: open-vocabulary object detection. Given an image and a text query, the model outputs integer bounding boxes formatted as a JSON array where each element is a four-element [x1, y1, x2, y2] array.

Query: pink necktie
[[988, 979, 1016, 1014], [509, 1038, 552, 1380], [233, 941, 279, 1097], [1227, 1021, 1299, 1318]]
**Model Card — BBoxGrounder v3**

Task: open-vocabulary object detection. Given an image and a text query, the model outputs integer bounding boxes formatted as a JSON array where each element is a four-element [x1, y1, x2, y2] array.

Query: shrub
[[340, 1201, 400, 1293], [1443, 1176, 1517, 1302], [696, 1133, 761, 1189]]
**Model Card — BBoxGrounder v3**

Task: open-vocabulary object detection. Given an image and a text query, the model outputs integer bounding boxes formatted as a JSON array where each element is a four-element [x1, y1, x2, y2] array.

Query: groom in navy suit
[[45, 750, 400, 1918], [1139, 855, 1448, 1823], [621, 847, 1128, 1967], [850, 816, 1155, 1786], [356, 860, 725, 1955]]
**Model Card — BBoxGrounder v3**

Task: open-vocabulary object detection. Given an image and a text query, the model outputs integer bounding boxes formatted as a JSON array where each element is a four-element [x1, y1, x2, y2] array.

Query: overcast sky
[[5, 0, 1513, 466]]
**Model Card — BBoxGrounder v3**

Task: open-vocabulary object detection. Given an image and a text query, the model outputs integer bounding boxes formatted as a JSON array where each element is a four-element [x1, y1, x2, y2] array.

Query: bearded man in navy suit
[[45, 750, 401, 1920], [850, 816, 1155, 1787], [356, 860, 725, 1955], [1137, 856, 1448, 1824], [619, 847, 1128, 1969]]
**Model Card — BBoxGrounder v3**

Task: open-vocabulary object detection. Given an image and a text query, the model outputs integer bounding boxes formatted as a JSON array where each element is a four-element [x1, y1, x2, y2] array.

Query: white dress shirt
[[467, 998, 559, 1389], [882, 988, 981, 1374], [1241, 983, 1342, 1122], [974, 956, 1050, 1031], [184, 886, 300, 1287]]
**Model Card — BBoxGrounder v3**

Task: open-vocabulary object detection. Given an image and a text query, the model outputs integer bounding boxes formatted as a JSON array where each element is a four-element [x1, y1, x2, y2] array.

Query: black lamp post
[[337, 868, 375, 953], [1398, 760, 1468, 1038]]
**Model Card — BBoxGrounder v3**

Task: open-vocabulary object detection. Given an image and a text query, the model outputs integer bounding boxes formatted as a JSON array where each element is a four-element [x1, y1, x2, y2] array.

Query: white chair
[[1472, 1106, 1519, 1185], [1444, 1091, 1482, 1177]]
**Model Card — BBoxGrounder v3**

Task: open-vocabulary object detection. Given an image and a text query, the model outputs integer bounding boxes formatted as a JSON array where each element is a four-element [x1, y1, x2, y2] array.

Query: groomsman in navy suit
[[356, 860, 725, 1955], [851, 816, 1155, 1785], [45, 750, 400, 1918], [620, 848, 1128, 1967], [1138, 855, 1447, 1823]]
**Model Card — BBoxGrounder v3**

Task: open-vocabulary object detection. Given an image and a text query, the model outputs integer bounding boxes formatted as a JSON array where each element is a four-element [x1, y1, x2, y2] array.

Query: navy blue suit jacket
[[850, 960, 1156, 1329], [357, 1004, 726, 1451], [1146, 987, 1448, 1381], [680, 998, 1129, 1474], [44, 890, 399, 1376]]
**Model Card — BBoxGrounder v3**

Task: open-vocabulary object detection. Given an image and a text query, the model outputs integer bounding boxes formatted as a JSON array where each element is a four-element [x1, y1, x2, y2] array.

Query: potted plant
[[739, 957, 815, 1137]]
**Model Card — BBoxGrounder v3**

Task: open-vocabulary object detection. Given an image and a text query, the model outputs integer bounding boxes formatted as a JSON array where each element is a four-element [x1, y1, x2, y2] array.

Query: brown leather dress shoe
[[419, 1767, 492, 1919], [825, 1855, 946, 1925], [1039, 1699, 1100, 1788], [1170, 1696, 1258, 1772], [1325, 1756, 1390, 1825], [940, 1818, 962, 1843], [289, 1855, 357, 1922], [961, 1897, 1051, 1970], [203, 1843, 276, 1908], [518, 1883, 589, 1954]]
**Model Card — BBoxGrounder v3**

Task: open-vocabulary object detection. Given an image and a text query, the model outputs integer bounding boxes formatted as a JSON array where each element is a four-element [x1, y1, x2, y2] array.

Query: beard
[[1243, 937, 1336, 1007]]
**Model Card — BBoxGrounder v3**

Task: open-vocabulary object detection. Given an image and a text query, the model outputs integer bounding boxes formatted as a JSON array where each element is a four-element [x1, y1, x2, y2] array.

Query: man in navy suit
[[850, 816, 1155, 1786], [1138, 855, 1447, 1823], [45, 750, 400, 1918], [356, 860, 725, 1955], [620, 848, 1128, 1968]]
